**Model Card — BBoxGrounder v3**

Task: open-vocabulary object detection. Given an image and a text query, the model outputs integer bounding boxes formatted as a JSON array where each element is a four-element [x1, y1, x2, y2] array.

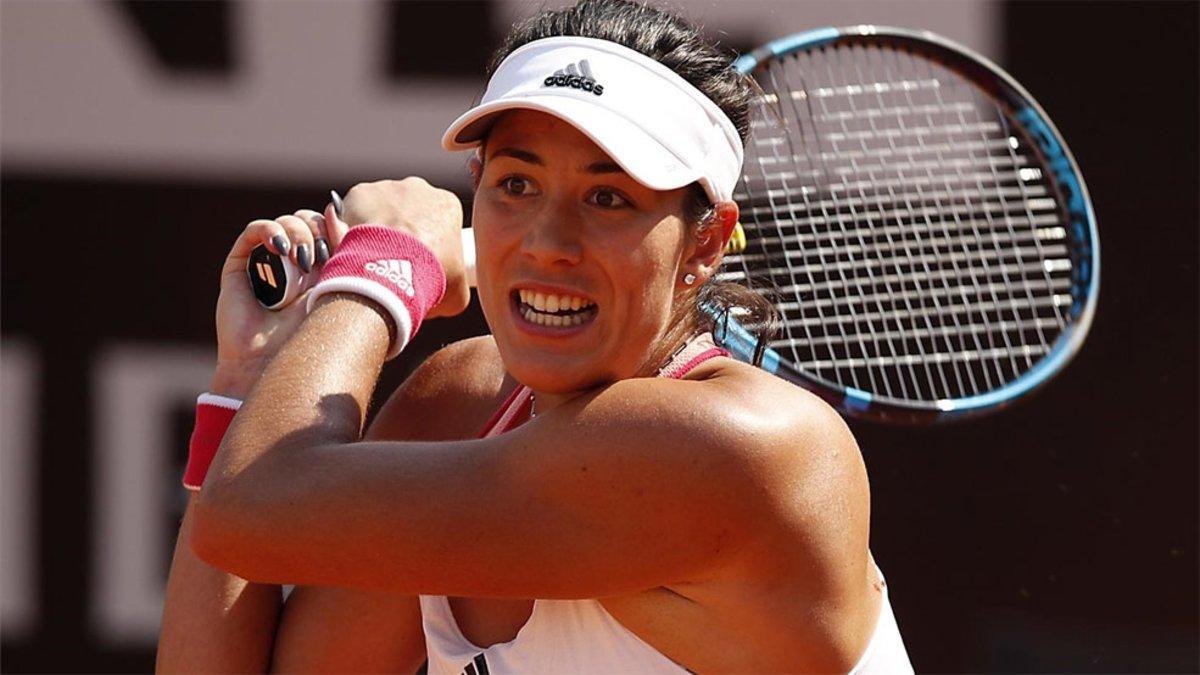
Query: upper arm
[[268, 336, 508, 673], [495, 372, 870, 600], [197, 366, 868, 601]]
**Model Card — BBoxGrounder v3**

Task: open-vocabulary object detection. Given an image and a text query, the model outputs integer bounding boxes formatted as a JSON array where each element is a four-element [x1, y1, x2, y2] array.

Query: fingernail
[[297, 244, 313, 273], [330, 190, 344, 219], [315, 238, 330, 264], [271, 234, 291, 256]]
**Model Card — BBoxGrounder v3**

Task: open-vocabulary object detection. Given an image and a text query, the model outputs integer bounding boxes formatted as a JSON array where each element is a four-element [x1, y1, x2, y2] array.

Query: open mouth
[[512, 288, 599, 328]]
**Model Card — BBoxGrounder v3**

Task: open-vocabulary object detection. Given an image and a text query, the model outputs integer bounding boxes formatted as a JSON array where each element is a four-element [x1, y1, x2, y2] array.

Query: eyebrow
[[490, 146, 627, 175], [585, 160, 624, 175], [491, 147, 543, 166]]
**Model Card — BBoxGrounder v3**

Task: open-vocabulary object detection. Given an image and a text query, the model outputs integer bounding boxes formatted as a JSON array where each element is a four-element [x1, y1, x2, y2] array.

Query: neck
[[529, 325, 706, 417], [528, 388, 571, 417]]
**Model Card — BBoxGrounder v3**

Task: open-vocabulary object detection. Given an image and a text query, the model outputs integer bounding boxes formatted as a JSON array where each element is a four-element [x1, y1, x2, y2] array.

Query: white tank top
[[421, 335, 914, 674], [420, 580, 912, 674]]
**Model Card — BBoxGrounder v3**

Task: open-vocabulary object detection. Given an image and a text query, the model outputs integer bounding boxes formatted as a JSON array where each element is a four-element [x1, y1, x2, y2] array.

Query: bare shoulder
[[666, 361, 876, 675], [683, 357, 871, 567], [545, 356, 867, 541], [692, 357, 865, 485], [366, 335, 513, 442]]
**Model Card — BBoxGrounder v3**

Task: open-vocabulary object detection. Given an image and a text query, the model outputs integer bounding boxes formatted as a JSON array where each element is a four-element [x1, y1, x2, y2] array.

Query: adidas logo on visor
[[542, 59, 604, 96]]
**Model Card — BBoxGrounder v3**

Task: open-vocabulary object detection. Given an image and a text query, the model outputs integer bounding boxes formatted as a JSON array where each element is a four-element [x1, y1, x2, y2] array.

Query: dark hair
[[490, 0, 777, 353]]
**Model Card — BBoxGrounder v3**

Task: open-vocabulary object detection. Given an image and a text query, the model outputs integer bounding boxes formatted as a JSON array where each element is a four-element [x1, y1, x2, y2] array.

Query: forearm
[[158, 494, 282, 673], [270, 585, 427, 673], [195, 295, 391, 556], [210, 294, 388, 479]]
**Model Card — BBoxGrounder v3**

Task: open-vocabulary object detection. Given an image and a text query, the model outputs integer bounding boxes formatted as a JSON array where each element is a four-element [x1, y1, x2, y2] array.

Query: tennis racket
[[716, 26, 1099, 423]]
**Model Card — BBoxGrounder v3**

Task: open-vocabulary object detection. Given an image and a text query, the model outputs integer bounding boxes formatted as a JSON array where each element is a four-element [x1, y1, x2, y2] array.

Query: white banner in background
[[91, 346, 215, 644], [1, 342, 39, 639], [0, 0, 997, 185]]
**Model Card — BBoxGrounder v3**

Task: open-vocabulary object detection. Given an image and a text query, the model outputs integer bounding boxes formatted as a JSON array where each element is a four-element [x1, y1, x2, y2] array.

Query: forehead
[[484, 110, 614, 162]]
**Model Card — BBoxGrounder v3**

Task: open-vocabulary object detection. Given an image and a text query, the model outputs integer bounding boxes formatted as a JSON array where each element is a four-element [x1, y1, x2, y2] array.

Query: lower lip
[[510, 297, 597, 338]]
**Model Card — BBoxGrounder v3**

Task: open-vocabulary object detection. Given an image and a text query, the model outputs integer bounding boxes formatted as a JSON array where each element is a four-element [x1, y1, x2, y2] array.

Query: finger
[[324, 202, 350, 249], [429, 281, 471, 319], [220, 219, 292, 284], [293, 209, 331, 266], [232, 219, 291, 258], [276, 214, 316, 274], [428, 241, 470, 318]]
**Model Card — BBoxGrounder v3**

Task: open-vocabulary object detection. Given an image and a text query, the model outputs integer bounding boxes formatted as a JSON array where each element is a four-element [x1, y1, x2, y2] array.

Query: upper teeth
[[519, 289, 594, 313]]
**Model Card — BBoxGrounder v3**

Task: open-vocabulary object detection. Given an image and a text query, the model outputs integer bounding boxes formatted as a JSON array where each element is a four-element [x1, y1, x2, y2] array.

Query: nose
[[521, 201, 583, 268]]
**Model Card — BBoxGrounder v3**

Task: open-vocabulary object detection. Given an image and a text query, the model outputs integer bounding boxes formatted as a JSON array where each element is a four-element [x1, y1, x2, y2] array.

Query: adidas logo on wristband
[[365, 259, 415, 297], [308, 225, 446, 360]]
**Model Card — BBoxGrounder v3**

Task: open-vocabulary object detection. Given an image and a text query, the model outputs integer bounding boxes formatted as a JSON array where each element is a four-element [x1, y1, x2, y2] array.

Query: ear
[[679, 200, 739, 287], [467, 149, 484, 190]]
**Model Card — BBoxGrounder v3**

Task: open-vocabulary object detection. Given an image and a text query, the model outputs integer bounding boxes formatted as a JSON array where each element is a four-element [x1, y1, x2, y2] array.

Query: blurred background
[[1, 0, 1196, 672]]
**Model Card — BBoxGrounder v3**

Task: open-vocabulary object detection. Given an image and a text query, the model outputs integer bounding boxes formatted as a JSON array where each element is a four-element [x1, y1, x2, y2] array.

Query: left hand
[[211, 207, 348, 397]]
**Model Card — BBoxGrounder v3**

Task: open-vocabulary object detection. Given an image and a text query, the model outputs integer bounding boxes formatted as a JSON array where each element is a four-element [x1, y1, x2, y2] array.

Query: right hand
[[337, 178, 471, 318], [211, 207, 348, 398]]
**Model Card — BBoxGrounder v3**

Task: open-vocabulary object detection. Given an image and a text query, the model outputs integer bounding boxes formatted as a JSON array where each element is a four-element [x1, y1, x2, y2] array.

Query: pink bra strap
[[478, 385, 534, 438], [656, 332, 729, 380]]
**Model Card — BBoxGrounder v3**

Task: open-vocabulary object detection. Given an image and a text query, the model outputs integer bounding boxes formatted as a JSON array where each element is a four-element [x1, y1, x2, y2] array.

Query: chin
[[495, 338, 612, 394]]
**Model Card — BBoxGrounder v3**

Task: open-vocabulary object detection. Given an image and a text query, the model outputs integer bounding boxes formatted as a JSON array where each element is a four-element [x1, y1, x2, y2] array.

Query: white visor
[[442, 36, 744, 204]]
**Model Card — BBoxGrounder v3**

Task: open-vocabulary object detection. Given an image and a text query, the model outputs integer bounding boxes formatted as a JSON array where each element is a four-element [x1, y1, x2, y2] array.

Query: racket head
[[717, 26, 1099, 423]]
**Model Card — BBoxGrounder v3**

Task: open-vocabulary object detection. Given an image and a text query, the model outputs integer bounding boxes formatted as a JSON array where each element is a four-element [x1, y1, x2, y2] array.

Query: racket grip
[[247, 244, 308, 310], [249, 228, 477, 310]]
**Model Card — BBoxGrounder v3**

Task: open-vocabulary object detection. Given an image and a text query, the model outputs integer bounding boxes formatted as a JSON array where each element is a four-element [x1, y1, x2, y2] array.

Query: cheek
[[472, 197, 522, 262], [613, 235, 681, 325], [470, 201, 513, 319]]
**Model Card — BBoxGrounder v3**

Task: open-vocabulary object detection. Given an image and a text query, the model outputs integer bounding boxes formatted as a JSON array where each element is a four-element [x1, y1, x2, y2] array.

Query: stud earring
[[683, 273, 697, 285]]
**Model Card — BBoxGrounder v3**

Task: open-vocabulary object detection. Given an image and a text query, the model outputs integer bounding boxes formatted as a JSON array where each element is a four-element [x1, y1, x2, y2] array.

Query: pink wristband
[[182, 393, 242, 491], [306, 225, 447, 359]]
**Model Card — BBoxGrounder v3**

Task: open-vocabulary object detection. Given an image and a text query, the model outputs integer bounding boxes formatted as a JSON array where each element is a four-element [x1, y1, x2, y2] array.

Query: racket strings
[[927, 52, 1073, 374], [764, 55, 898, 397], [731, 42, 1076, 404], [885, 44, 999, 397], [748, 64, 847, 390], [844, 42, 964, 396], [818, 45, 931, 399]]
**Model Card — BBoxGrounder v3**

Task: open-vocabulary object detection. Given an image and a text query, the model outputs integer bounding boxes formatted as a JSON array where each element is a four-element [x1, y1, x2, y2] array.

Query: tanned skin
[[166, 111, 882, 673]]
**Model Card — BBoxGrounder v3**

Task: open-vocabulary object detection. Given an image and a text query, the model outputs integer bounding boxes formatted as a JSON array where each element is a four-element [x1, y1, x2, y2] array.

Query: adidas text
[[543, 59, 603, 96], [365, 259, 415, 297]]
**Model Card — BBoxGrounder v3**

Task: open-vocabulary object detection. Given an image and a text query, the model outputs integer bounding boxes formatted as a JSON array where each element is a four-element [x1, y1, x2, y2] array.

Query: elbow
[[189, 486, 239, 572], [189, 463, 297, 584], [189, 484, 266, 580]]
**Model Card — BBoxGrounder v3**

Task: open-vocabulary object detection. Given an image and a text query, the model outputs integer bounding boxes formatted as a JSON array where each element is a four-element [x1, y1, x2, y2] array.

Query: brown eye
[[589, 188, 629, 209], [502, 176, 528, 195]]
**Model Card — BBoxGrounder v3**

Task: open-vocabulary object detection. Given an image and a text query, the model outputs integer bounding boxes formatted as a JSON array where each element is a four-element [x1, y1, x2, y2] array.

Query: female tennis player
[[158, 1, 911, 672]]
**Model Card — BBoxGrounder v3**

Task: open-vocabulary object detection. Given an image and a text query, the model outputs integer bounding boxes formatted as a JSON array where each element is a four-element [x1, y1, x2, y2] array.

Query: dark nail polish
[[330, 190, 345, 218], [271, 234, 291, 256], [315, 238, 330, 264], [297, 244, 313, 273]]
